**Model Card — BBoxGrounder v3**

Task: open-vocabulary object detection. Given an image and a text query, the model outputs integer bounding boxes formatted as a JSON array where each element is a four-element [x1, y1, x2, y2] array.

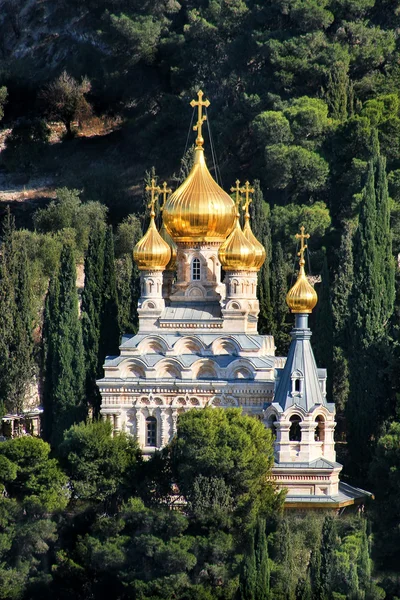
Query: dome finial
[[230, 179, 243, 216], [190, 90, 210, 148], [145, 178, 159, 218], [241, 181, 255, 217], [295, 225, 310, 269], [286, 226, 318, 313], [159, 181, 172, 211]]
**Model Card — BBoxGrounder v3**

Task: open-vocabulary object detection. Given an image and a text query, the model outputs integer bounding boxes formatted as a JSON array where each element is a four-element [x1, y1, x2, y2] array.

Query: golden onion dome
[[163, 147, 236, 243], [286, 227, 318, 313], [133, 212, 171, 271], [159, 222, 177, 270], [241, 185, 266, 271], [218, 200, 255, 271]]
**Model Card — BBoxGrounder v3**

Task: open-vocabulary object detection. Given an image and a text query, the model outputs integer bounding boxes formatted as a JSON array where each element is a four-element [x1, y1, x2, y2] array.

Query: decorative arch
[[138, 336, 168, 355], [212, 337, 240, 356], [156, 360, 182, 379], [120, 359, 146, 379], [232, 367, 252, 380], [174, 336, 204, 355], [193, 359, 219, 381]]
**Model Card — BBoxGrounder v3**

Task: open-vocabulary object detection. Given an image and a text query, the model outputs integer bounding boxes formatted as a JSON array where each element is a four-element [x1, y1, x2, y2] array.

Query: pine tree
[[99, 226, 120, 367], [254, 518, 270, 600], [271, 242, 290, 355], [81, 223, 105, 413], [309, 546, 322, 600], [43, 244, 86, 447], [313, 255, 334, 401], [238, 534, 257, 600]]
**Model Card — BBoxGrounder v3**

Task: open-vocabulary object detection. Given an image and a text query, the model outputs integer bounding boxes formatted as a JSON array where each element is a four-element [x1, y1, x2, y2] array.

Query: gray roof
[[284, 481, 373, 506], [274, 458, 342, 470], [120, 331, 270, 352], [160, 302, 223, 322], [273, 317, 334, 413]]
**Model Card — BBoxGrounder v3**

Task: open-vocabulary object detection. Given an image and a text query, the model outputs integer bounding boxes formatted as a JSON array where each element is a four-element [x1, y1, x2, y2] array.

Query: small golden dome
[[243, 219, 266, 270], [133, 214, 171, 271], [163, 147, 236, 243], [286, 226, 318, 313], [159, 222, 177, 270], [218, 205, 255, 271]]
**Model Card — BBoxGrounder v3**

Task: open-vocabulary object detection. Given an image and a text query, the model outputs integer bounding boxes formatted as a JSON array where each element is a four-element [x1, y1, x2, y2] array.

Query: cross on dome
[[146, 178, 159, 217], [158, 181, 172, 211], [295, 226, 310, 267], [190, 90, 210, 147], [230, 180, 242, 215]]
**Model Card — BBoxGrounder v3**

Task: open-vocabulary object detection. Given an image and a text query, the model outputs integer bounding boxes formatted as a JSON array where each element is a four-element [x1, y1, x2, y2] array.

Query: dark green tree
[[0, 210, 35, 416], [99, 226, 121, 366], [239, 534, 256, 600], [320, 516, 337, 600], [313, 255, 334, 401], [251, 181, 273, 335], [271, 242, 290, 355], [81, 223, 106, 413], [254, 518, 270, 600], [43, 244, 86, 447]]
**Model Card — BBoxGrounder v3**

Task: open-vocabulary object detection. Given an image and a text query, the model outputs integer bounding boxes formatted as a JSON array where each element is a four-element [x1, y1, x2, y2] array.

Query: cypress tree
[[325, 62, 350, 122], [320, 516, 337, 600], [42, 271, 60, 441], [238, 534, 257, 600], [99, 226, 120, 366], [309, 546, 322, 600], [81, 222, 105, 413], [0, 210, 17, 414], [0, 209, 35, 416], [43, 244, 86, 447], [357, 518, 371, 592], [10, 245, 35, 413], [271, 242, 290, 355], [374, 151, 395, 326], [250, 181, 273, 335], [313, 255, 334, 401], [347, 147, 395, 473], [254, 518, 270, 600]]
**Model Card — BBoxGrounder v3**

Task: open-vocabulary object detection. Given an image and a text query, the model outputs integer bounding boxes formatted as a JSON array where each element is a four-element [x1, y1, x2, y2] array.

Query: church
[[97, 91, 369, 510]]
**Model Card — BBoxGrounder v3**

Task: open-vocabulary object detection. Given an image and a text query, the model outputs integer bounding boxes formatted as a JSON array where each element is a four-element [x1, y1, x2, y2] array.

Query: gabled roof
[[273, 319, 335, 413]]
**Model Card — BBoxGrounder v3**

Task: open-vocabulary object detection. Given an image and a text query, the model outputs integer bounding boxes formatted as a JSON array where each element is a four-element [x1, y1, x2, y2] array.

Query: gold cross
[[230, 179, 242, 212], [241, 181, 254, 217], [145, 178, 159, 217], [158, 181, 172, 211], [190, 90, 210, 147], [295, 226, 310, 266]]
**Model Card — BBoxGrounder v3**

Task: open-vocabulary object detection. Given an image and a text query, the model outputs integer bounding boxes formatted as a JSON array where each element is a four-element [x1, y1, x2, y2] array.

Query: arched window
[[146, 416, 157, 447], [295, 379, 301, 392], [289, 415, 302, 442], [191, 258, 201, 281], [315, 415, 325, 442]]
